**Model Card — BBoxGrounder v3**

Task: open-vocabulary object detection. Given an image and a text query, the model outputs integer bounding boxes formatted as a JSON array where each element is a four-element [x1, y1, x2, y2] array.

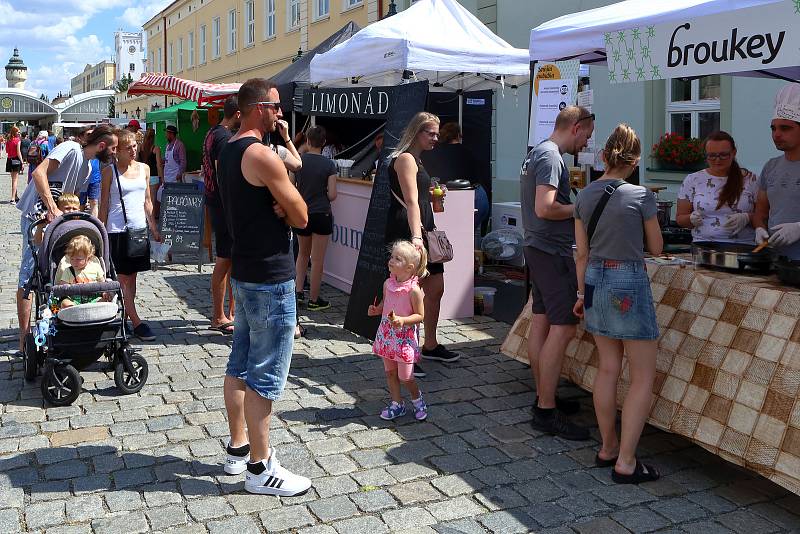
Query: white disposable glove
[[689, 210, 704, 228], [754, 227, 770, 245], [722, 213, 750, 236], [769, 222, 800, 248]]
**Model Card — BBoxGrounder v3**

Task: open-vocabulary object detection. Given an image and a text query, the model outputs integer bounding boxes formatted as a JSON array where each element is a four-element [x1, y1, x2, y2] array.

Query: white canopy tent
[[309, 0, 530, 92], [528, 0, 800, 83]]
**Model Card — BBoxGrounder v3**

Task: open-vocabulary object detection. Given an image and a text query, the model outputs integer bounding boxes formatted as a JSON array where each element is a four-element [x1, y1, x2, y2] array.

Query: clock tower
[[114, 31, 145, 83], [5, 48, 27, 89]]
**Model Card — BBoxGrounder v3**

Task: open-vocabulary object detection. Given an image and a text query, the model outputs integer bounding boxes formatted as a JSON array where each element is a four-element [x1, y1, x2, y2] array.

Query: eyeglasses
[[706, 152, 732, 160], [248, 101, 283, 111], [575, 113, 595, 125]]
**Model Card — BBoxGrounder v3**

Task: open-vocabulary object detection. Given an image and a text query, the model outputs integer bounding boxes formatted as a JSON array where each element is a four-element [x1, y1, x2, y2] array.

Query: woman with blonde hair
[[572, 124, 663, 484], [100, 128, 161, 341], [386, 111, 460, 378]]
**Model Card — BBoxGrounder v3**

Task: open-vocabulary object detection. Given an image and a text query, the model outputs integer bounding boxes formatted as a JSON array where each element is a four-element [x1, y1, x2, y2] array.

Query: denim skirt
[[584, 259, 659, 340]]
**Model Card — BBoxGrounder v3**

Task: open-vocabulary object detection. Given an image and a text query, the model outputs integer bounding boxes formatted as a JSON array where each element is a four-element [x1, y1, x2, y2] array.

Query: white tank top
[[107, 163, 148, 233]]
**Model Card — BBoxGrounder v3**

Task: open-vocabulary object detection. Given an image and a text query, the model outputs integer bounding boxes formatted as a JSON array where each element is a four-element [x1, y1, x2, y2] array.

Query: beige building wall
[[144, 0, 385, 86], [70, 61, 117, 96]]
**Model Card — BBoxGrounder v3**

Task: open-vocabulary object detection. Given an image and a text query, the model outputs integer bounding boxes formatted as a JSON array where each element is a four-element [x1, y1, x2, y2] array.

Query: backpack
[[27, 142, 42, 165]]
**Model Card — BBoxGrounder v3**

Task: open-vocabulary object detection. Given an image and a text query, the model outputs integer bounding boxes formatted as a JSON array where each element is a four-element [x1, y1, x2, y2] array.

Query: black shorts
[[294, 212, 333, 236], [207, 202, 232, 259], [524, 246, 578, 325], [109, 232, 151, 275], [5, 158, 22, 173]]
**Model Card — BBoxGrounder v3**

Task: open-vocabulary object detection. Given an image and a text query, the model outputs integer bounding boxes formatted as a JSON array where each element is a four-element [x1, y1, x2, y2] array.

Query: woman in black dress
[[387, 112, 461, 378]]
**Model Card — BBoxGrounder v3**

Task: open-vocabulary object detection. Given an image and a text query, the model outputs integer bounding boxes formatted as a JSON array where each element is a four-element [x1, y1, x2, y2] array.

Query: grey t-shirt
[[520, 140, 574, 256], [296, 153, 338, 214], [17, 140, 90, 216], [575, 180, 657, 261], [759, 155, 800, 260]]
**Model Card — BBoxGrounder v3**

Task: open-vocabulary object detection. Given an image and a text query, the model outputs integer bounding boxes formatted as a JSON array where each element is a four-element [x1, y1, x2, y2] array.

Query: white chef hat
[[774, 83, 800, 122]]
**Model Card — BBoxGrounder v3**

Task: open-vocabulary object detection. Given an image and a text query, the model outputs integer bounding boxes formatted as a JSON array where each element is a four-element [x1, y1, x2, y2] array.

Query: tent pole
[[291, 110, 296, 138], [527, 60, 536, 152], [458, 92, 463, 128]]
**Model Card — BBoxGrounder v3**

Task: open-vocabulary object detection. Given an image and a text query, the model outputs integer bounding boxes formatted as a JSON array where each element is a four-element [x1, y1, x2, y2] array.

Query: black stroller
[[23, 212, 148, 406]]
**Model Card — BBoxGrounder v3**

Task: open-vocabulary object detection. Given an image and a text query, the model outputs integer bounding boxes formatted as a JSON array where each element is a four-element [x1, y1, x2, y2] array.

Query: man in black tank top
[[217, 78, 310, 496]]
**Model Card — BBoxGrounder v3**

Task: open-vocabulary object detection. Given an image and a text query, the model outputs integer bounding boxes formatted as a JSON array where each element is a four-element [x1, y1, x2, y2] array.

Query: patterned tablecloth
[[501, 261, 800, 495]]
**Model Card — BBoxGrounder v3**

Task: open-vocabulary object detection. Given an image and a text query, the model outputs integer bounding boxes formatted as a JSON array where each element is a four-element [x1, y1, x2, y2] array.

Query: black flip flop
[[209, 322, 234, 334], [595, 453, 618, 468], [612, 460, 660, 484]]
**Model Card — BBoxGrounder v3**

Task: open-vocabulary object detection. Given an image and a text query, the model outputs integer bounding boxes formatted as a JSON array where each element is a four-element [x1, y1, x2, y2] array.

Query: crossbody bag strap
[[586, 180, 626, 243], [390, 188, 431, 236], [113, 164, 130, 229]]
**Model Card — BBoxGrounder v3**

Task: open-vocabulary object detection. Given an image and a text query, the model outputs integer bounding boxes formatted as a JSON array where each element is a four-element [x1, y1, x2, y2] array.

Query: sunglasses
[[248, 101, 284, 111], [575, 113, 595, 125]]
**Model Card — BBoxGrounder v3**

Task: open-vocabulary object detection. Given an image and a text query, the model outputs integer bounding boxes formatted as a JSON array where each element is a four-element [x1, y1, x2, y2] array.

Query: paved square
[[1, 166, 799, 532]]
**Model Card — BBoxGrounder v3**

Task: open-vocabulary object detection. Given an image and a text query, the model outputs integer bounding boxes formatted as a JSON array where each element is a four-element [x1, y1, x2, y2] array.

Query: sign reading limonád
[[302, 86, 394, 118], [605, 0, 800, 84]]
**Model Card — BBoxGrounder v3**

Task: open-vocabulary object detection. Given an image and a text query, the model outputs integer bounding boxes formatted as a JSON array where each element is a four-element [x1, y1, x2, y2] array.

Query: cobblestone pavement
[[1, 161, 800, 533]]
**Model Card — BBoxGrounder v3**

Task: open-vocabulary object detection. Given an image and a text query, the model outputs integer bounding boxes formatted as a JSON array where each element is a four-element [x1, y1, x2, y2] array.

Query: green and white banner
[[605, 0, 800, 84]]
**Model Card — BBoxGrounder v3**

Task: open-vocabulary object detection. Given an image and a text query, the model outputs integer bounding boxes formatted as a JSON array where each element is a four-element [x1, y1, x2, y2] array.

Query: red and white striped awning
[[127, 73, 241, 106]]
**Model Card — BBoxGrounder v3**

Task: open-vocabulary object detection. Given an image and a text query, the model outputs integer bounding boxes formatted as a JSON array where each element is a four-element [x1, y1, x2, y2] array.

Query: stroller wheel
[[23, 333, 40, 382], [41, 364, 82, 406], [114, 352, 148, 394]]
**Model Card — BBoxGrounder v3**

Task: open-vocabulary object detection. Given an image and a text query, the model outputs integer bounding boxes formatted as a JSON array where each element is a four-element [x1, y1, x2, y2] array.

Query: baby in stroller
[[53, 235, 108, 308], [23, 209, 149, 406]]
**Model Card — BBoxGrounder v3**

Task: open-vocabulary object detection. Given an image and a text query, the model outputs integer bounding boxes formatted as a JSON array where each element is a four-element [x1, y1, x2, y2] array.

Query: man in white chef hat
[[754, 83, 800, 259]]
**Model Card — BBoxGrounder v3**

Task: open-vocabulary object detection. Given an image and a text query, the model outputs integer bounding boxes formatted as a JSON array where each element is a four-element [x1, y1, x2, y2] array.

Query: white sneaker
[[224, 440, 251, 475], [244, 449, 312, 496]]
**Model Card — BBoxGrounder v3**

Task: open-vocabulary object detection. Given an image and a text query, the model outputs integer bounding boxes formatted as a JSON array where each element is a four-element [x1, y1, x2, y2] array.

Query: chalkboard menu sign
[[159, 182, 205, 255], [344, 81, 429, 341]]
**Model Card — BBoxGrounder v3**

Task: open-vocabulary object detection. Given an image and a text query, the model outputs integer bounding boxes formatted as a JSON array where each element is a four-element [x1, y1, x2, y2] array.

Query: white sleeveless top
[[107, 163, 148, 233]]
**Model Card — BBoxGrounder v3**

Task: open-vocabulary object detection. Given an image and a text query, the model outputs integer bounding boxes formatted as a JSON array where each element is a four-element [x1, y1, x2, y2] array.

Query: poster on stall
[[527, 60, 580, 147], [605, 0, 800, 84], [577, 89, 595, 166]]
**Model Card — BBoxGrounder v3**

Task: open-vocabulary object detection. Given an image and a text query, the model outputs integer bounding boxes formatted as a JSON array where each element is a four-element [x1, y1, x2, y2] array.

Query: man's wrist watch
[[576, 291, 585, 300]]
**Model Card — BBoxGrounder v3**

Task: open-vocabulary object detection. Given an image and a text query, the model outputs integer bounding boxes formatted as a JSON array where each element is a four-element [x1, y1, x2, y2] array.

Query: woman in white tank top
[[99, 129, 161, 341]]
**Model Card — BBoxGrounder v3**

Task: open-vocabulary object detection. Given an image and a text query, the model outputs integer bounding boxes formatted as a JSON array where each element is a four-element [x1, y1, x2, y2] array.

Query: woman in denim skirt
[[573, 124, 664, 484]]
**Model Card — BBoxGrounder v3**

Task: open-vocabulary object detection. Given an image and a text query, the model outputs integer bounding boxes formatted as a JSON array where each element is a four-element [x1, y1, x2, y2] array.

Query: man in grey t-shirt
[[520, 106, 593, 441], [15, 126, 117, 355], [754, 83, 800, 260]]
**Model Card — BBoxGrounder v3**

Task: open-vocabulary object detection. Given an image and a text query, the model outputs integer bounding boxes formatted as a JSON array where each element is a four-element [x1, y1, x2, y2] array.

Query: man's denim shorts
[[18, 215, 35, 289], [227, 278, 296, 400], [584, 259, 659, 341]]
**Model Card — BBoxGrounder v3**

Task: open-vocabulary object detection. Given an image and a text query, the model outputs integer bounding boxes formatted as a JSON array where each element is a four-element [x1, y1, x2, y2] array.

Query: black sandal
[[595, 453, 618, 468], [612, 460, 660, 484], [294, 324, 306, 339]]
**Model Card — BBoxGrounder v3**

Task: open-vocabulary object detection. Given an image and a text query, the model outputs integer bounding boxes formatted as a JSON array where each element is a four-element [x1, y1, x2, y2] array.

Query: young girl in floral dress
[[368, 241, 428, 420]]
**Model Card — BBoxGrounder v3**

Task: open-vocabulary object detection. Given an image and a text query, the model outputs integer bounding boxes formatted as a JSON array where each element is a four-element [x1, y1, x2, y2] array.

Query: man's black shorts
[[524, 245, 579, 325], [207, 202, 232, 259], [294, 212, 333, 236]]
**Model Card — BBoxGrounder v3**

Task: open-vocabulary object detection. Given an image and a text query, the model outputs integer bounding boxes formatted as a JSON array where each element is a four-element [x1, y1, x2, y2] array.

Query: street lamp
[[292, 48, 303, 63], [152, 102, 160, 111], [135, 107, 141, 119], [123, 110, 128, 119], [387, 0, 397, 17]]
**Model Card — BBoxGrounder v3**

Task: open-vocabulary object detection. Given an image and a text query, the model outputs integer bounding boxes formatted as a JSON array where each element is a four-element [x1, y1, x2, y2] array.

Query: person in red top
[[5, 126, 22, 205]]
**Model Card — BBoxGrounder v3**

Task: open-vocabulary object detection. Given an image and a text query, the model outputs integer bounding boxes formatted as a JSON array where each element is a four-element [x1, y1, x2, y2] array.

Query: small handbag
[[113, 165, 150, 259], [10, 158, 21, 166], [390, 189, 453, 263]]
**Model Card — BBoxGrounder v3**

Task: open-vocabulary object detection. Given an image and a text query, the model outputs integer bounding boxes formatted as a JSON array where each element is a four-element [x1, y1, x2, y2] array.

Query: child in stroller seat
[[33, 193, 82, 246], [53, 235, 108, 308]]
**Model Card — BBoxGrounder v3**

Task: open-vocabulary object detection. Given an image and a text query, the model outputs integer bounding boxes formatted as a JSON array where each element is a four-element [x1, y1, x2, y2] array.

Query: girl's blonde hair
[[65, 235, 95, 258], [391, 240, 428, 279], [602, 123, 641, 170], [114, 128, 136, 148], [390, 112, 440, 159], [57, 193, 81, 210]]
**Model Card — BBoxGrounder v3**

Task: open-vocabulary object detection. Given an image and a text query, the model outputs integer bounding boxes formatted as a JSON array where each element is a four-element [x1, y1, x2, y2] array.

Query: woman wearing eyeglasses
[[676, 131, 758, 243]]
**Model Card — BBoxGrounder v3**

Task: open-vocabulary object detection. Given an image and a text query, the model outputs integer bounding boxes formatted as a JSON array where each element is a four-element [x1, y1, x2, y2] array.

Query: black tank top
[[218, 136, 294, 284], [386, 154, 435, 243]]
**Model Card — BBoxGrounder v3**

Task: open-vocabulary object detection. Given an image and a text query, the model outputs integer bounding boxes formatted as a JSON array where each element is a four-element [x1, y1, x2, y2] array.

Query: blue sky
[[1, 0, 172, 99]]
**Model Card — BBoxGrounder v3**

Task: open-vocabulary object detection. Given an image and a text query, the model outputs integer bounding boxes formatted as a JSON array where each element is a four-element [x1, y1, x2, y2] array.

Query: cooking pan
[[775, 257, 800, 287], [691, 242, 773, 272]]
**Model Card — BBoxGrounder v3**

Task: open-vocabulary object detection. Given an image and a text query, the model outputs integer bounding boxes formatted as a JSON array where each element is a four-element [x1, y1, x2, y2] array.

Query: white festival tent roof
[[529, 0, 800, 83], [309, 0, 530, 91]]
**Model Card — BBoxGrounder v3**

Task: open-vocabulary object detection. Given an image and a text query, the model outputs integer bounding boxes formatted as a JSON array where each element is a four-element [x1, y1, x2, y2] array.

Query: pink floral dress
[[372, 275, 420, 364]]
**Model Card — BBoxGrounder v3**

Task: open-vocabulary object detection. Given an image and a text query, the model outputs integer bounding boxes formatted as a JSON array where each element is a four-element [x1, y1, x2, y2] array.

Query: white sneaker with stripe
[[224, 440, 250, 475], [244, 449, 312, 496]]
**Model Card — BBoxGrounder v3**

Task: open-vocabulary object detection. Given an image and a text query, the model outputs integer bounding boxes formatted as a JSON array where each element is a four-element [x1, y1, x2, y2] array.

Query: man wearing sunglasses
[[218, 78, 310, 496], [520, 105, 594, 441], [753, 83, 800, 260]]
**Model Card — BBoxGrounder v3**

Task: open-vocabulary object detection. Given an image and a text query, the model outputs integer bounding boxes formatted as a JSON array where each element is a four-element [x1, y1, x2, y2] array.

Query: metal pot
[[691, 242, 773, 272], [656, 201, 673, 229]]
